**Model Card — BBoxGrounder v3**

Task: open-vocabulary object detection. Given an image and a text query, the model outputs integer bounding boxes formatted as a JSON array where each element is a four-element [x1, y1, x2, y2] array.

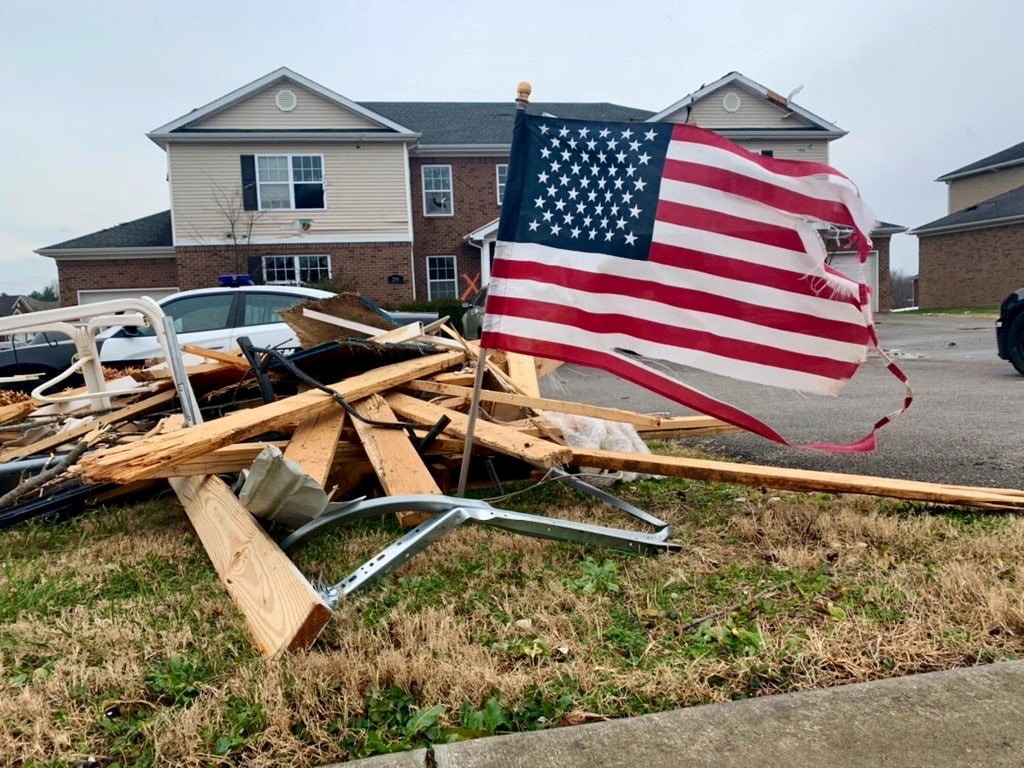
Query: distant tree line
[[890, 270, 916, 309]]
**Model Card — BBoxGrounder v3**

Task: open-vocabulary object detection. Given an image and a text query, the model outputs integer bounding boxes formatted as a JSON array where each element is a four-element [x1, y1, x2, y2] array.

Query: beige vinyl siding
[[735, 140, 829, 164], [168, 142, 410, 243], [947, 166, 1024, 213], [196, 84, 381, 130], [666, 86, 812, 129]]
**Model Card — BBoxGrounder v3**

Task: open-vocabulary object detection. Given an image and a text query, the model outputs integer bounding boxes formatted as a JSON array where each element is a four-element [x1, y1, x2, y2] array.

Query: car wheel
[[1008, 313, 1024, 375]]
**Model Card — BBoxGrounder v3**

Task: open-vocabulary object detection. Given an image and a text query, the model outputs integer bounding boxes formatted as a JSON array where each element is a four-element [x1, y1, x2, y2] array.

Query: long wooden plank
[[78, 350, 465, 484], [569, 448, 1024, 511], [403, 379, 663, 427], [0, 389, 179, 463], [180, 344, 251, 369], [169, 475, 332, 657], [386, 392, 572, 468], [504, 352, 541, 398], [148, 435, 470, 478], [283, 410, 347, 487], [352, 395, 443, 525]]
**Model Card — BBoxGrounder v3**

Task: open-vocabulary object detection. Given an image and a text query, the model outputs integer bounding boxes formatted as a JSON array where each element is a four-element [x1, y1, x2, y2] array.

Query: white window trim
[[262, 254, 332, 285], [422, 164, 454, 217], [426, 255, 458, 300], [496, 163, 508, 206], [255, 153, 327, 211]]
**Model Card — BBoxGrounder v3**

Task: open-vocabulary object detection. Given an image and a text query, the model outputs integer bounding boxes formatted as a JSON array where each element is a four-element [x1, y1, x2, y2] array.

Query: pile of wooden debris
[[3, 294, 1023, 657]]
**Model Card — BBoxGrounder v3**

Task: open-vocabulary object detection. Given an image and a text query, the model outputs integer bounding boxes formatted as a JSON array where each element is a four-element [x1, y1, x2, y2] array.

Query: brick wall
[[917, 224, 1024, 308], [409, 156, 506, 301], [174, 241, 415, 307], [55, 257, 179, 306]]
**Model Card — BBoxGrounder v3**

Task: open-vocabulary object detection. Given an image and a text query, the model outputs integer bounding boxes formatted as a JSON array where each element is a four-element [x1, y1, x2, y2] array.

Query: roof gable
[[647, 72, 845, 137], [937, 140, 1024, 182], [148, 67, 416, 141], [193, 81, 383, 131]]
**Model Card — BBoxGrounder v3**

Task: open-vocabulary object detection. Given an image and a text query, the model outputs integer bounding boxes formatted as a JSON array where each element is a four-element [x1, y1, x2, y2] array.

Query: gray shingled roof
[[361, 102, 654, 145], [40, 210, 172, 251], [912, 185, 1024, 235], [937, 140, 1024, 181]]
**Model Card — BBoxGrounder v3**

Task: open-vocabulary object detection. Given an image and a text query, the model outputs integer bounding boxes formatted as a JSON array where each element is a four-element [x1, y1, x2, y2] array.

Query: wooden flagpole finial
[[516, 81, 532, 109]]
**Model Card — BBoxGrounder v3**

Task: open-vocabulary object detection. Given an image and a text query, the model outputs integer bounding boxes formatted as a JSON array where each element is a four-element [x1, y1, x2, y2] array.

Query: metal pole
[[456, 347, 488, 496], [456, 81, 532, 497]]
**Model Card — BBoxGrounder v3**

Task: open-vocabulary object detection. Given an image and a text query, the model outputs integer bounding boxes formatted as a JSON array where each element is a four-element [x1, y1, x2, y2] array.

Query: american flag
[[482, 111, 909, 450]]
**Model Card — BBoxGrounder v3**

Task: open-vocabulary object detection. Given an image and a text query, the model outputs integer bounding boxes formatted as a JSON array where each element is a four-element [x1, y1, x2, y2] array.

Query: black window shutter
[[240, 155, 258, 211], [246, 256, 265, 285]]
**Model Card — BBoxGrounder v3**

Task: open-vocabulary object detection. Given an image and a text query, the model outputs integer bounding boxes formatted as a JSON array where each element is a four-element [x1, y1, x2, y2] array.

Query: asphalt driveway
[[539, 313, 1024, 490]]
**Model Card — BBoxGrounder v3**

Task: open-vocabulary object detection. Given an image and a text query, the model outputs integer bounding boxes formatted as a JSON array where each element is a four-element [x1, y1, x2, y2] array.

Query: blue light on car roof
[[217, 274, 254, 287]]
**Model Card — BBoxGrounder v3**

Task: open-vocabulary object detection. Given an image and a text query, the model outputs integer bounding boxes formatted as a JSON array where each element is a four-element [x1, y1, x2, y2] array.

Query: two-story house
[[912, 140, 1024, 308], [38, 69, 904, 312]]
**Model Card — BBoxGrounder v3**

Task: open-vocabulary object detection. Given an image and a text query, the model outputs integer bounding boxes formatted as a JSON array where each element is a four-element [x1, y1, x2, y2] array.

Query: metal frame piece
[[546, 467, 672, 536], [0, 297, 198, 414], [278, 494, 681, 606]]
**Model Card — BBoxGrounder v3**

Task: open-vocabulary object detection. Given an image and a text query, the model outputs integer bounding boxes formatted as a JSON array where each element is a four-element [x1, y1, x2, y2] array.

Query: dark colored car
[[996, 288, 1024, 374], [461, 286, 488, 340]]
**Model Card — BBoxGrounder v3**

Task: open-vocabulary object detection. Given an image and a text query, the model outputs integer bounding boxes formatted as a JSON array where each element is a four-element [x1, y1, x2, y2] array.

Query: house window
[[422, 165, 453, 216], [263, 255, 331, 285], [256, 154, 325, 210], [496, 163, 508, 205], [760, 149, 775, 158], [427, 256, 457, 299]]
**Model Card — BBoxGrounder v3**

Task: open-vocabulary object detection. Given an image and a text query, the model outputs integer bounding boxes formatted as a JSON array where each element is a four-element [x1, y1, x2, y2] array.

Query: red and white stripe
[[483, 123, 911, 450]]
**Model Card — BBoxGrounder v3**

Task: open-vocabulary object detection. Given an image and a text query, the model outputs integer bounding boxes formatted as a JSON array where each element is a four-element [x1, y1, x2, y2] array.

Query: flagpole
[[456, 81, 532, 497]]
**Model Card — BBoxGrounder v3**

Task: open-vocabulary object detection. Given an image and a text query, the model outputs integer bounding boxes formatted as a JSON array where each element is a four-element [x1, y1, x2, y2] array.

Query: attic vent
[[722, 92, 741, 113], [275, 89, 297, 112]]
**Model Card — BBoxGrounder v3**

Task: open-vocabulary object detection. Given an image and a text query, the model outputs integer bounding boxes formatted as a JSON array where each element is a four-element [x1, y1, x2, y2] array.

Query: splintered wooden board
[[385, 392, 572, 468], [0, 389, 179, 463], [569, 448, 1024, 510], [169, 475, 332, 657], [351, 394, 442, 525], [504, 352, 541, 398], [284, 410, 347, 487], [401, 379, 663, 427], [78, 350, 465, 484]]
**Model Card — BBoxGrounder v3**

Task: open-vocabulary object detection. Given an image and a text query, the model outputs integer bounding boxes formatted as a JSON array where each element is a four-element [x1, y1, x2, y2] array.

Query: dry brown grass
[[1, 479, 1023, 766]]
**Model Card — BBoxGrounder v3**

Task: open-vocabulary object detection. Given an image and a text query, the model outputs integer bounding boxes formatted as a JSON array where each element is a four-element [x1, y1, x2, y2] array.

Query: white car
[[99, 285, 333, 366]]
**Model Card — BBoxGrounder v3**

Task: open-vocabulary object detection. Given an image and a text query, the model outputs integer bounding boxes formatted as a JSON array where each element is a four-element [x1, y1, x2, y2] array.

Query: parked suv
[[0, 285, 332, 389], [996, 288, 1024, 375]]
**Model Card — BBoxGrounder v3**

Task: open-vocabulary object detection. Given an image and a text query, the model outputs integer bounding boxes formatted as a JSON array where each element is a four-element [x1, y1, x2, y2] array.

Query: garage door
[[77, 287, 179, 305], [827, 251, 878, 312]]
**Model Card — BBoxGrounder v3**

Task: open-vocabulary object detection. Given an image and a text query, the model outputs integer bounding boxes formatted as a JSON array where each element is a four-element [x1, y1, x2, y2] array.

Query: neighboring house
[[912, 140, 1024, 308], [0, 294, 59, 344], [37, 69, 903, 312]]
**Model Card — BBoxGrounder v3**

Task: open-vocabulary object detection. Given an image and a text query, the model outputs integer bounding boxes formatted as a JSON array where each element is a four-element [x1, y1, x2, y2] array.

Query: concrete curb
[[332, 661, 1024, 767]]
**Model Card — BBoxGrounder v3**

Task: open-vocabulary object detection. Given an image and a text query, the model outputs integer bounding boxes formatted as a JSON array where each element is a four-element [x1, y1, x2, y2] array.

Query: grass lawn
[[2, 466, 1023, 767]]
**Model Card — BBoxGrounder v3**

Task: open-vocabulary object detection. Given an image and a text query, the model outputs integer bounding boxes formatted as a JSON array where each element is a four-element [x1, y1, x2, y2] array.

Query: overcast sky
[[0, 0, 1019, 296]]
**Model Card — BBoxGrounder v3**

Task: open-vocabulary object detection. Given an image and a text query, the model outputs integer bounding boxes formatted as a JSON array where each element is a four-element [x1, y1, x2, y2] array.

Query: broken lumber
[[77, 351, 466, 484], [180, 344, 251, 370], [351, 394, 443, 525], [570, 448, 1024, 512], [402, 380, 664, 427], [283, 410, 347, 487], [0, 389, 179, 463], [170, 475, 332, 656], [385, 392, 572, 468], [0, 400, 39, 426]]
